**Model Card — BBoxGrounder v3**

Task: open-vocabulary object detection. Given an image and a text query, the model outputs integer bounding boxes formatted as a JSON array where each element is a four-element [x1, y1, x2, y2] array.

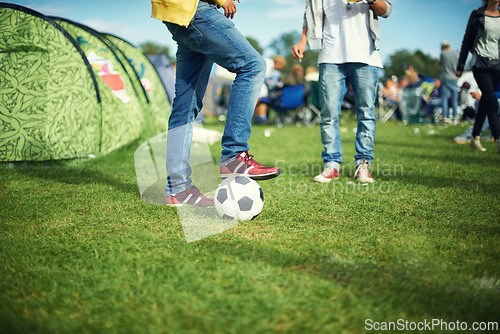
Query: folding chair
[[399, 87, 426, 124], [301, 80, 321, 126], [380, 100, 399, 123], [265, 84, 306, 127]]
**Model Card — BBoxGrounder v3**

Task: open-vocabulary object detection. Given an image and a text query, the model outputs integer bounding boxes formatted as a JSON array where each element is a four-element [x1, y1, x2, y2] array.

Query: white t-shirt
[[318, 0, 383, 68], [475, 16, 500, 60]]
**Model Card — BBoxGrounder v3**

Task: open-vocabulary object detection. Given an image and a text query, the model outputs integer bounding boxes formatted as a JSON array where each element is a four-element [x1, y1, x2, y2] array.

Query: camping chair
[[399, 86, 425, 124], [265, 84, 306, 127], [378, 81, 399, 123], [301, 80, 321, 126]]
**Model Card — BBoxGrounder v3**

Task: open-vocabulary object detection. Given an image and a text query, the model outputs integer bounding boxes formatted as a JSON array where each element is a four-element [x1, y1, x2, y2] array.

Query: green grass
[[1, 118, 499, 334]]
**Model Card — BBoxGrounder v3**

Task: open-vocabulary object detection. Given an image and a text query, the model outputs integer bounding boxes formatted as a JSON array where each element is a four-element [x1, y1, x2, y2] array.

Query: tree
[[383, 49, 440, 80], [139, 41, 174, 63], [268, 31, 300, 57], [246, 36, 264, 55], [267, 31, 319, 74]]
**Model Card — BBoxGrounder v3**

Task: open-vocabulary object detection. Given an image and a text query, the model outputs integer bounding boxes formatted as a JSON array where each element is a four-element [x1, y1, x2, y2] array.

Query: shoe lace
[[355, 161, 370, 178], [190, 186, 201, 195], [188, 186, 211, 200], [240, 151, 261, 167]]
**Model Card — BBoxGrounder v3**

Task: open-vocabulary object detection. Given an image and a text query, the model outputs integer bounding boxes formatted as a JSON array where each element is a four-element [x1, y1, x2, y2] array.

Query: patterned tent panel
[[103, 34, 170, 135], [0, 4, 101, 161], [55, 18, 145, 154]]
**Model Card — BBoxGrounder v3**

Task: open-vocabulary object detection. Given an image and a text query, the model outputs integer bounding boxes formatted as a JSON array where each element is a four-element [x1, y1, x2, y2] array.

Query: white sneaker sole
[[313, 175, 338, 183], [356, 177, 375, 183]]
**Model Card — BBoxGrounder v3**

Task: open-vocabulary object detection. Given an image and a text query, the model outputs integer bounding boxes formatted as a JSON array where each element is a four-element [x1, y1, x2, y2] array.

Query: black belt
[[199, 0, 217, 4]]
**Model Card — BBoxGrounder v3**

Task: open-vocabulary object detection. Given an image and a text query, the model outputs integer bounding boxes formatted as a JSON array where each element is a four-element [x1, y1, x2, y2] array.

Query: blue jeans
[[440, 79, 458, 119], [318, 63, 378, 169], [164, 2, 266, 194]]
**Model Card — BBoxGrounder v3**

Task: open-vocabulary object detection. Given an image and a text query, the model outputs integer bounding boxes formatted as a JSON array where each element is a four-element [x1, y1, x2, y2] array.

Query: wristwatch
[[367, 0, 376, 4]]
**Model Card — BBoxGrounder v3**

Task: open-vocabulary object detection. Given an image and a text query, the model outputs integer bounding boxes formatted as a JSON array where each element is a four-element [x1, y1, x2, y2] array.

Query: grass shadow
[[198, 236, 500, 325]]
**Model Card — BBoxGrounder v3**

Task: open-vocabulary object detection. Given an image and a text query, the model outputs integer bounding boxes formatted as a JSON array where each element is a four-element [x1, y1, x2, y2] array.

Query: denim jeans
[[318, 63, 378, 170], [440, 79, 458, 118], [164, 2, 266, 194]]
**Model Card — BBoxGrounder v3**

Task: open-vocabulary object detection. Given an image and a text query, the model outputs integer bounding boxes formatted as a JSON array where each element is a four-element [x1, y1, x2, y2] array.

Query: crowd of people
[[150, 0, 499, 206]]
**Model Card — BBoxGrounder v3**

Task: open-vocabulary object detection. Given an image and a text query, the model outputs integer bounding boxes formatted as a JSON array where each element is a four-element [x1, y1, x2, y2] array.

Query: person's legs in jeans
[[186, 8, 266, 160], [348, 63, 378, 167], [319, 63, 348, 172], [164, 36, 213, 195], [440, 82, 450, 119], [448, 80, 459, 119], [164, 3, 266, 194], [189, 5, 266, 160]]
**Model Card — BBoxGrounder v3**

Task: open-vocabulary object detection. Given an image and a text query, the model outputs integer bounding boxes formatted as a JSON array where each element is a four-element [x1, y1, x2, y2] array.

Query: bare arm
[[370, 0, 388, 16], [291, 26, 308, 60]]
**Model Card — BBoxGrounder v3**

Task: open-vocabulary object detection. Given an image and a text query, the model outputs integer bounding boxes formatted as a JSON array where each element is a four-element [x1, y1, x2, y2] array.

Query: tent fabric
[[146, 53, 175, 105], [0, 3, 102, 161], [102, 34, 170, 134], [0, 3, 171, 161], [53, 17, 148, 154]]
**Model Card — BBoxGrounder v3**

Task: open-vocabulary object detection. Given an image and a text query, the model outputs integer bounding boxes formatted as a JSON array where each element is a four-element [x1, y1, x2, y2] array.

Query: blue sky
[[3, 0, 481, 63]]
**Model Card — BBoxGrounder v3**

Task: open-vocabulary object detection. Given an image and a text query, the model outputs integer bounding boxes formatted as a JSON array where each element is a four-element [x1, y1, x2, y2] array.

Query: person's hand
[[222, 0, 239, 19], [291, 42, 306, 61], [456, 70, 462, 77]]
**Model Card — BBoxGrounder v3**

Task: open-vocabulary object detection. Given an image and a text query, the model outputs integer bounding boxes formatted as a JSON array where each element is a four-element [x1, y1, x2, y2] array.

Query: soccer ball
[[214, 175, 264, 221]]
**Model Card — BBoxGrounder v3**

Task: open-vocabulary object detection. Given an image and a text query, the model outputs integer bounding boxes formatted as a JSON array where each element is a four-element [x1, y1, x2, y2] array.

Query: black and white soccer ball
[[215, 175, 264, 221]]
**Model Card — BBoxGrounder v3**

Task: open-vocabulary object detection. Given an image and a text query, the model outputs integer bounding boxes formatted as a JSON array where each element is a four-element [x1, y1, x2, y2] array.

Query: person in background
[[439, 41, 460, 124], [283, 64, 305, 86], [304, 66, 320, 82], [422, 78, 442, 121], [292, 0, 392, 183], [456, 0, 500, 153], [453, 88, 500, 144], [151, 0, 281, 206], [253, 55, 287, 124]]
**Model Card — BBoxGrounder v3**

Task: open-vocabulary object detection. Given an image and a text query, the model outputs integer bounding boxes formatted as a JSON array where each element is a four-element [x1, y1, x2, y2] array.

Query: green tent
[[0, 3, 170, 161], [0, 3, 102, 161], [101, 33, 170, 135], [52, 17, 150, 154]]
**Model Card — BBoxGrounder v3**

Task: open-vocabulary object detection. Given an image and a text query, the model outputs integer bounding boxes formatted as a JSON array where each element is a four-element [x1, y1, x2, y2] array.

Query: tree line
[[141, 31, 442, 81]]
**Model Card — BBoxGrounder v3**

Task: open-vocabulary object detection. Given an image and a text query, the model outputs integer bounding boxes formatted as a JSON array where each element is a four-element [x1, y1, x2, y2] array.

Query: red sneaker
[[165, 185, 214, 207], [313, 167, 340, 183], [354, 160, 375, 183], [219, 151, 280, 180]]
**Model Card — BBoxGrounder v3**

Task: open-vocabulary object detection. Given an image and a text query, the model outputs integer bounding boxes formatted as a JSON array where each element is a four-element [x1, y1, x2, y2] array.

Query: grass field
[[1, 118, 499, 334]]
